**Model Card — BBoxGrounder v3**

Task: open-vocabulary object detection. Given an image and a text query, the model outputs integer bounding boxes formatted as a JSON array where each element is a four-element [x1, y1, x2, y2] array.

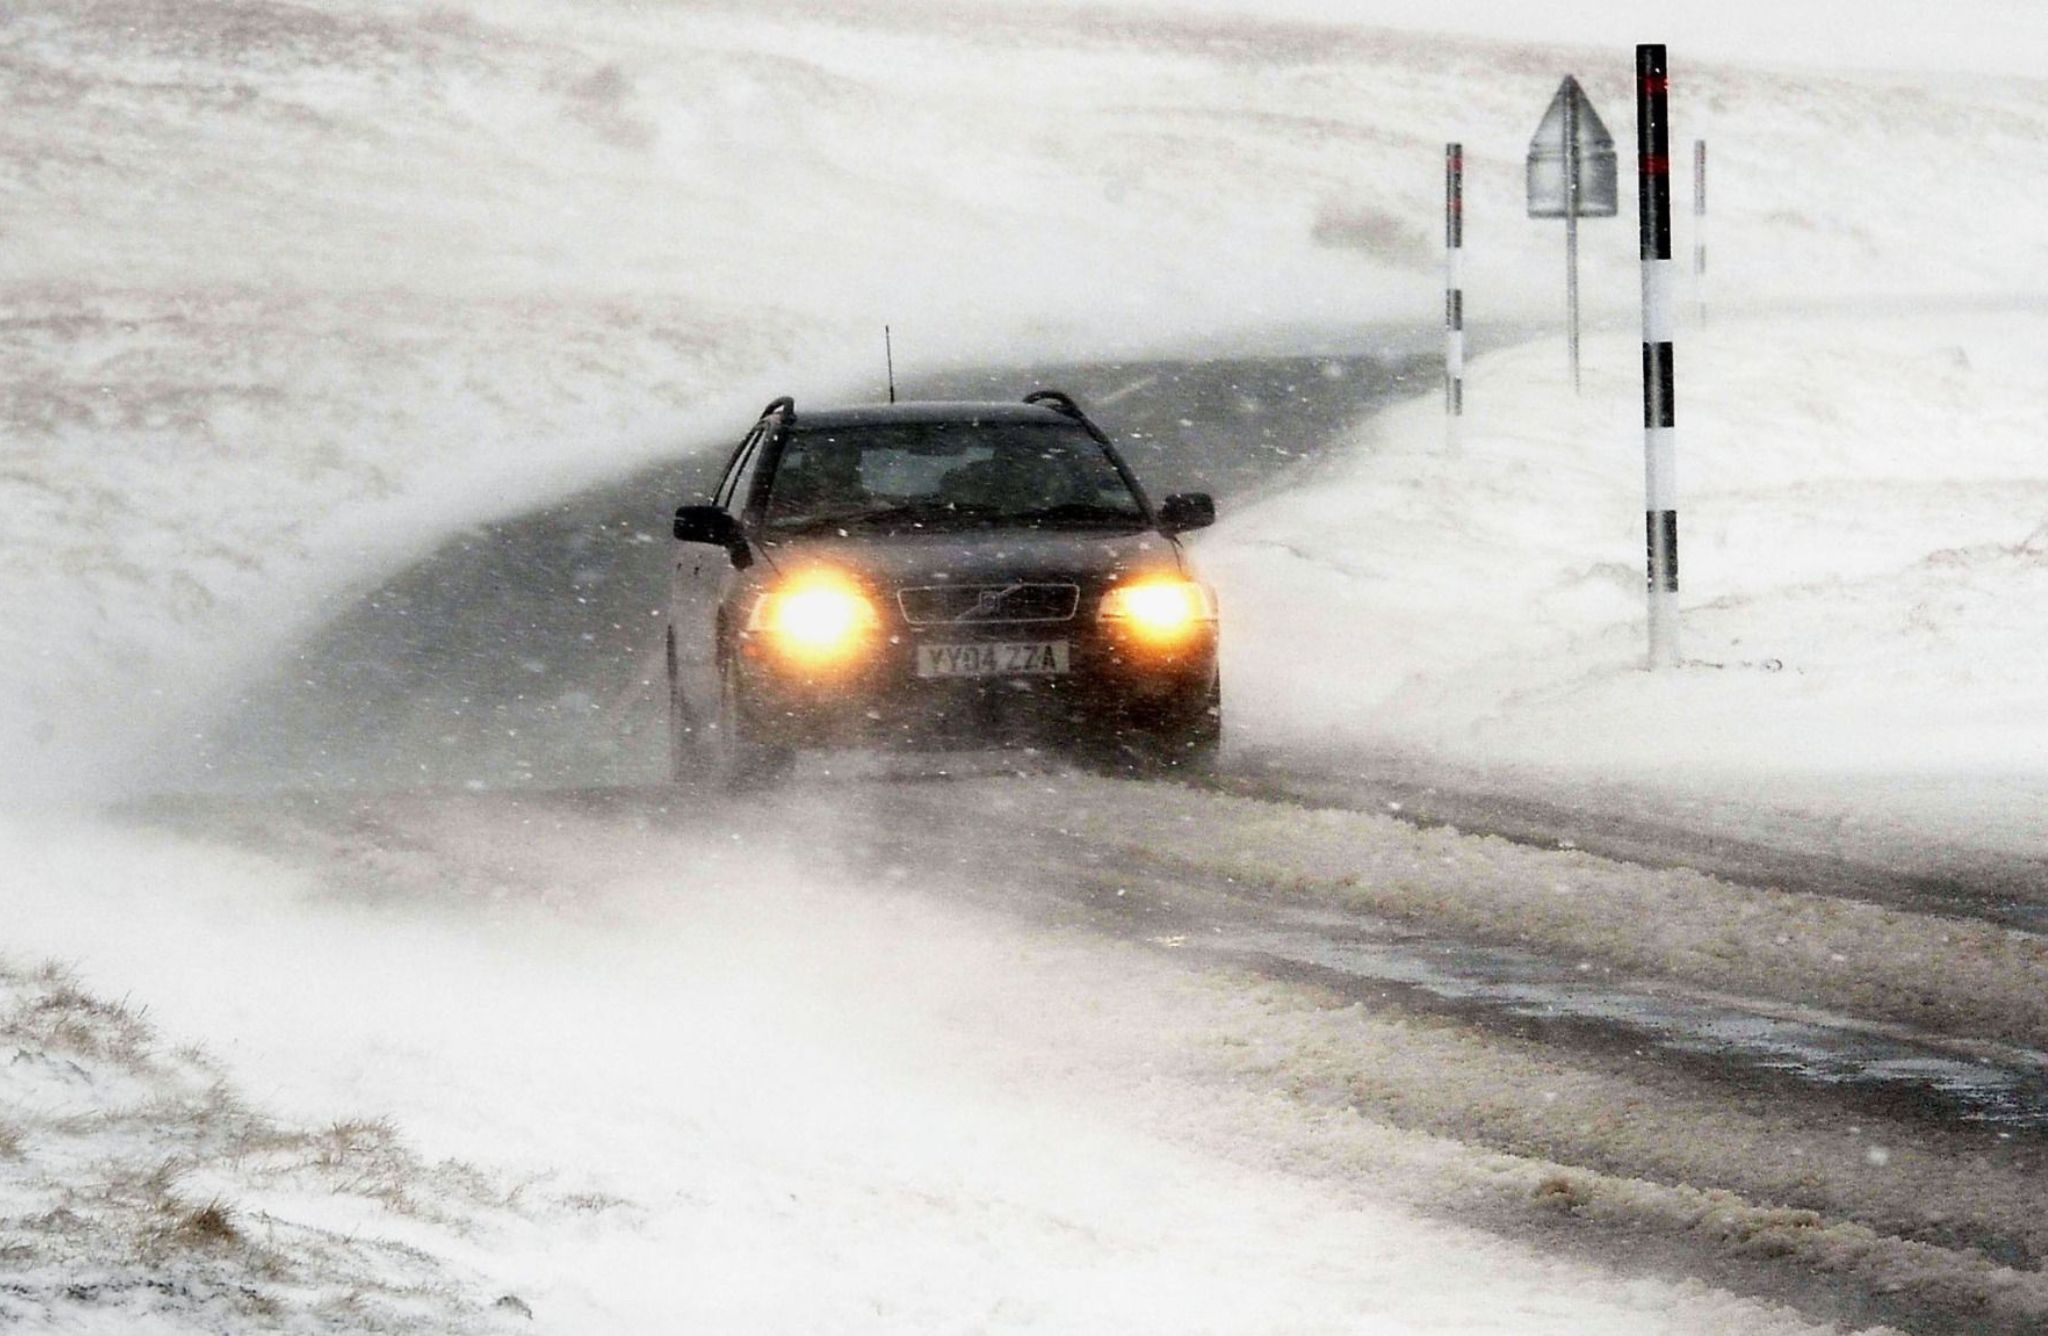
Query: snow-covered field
[[5, 0, 2047, 1329]]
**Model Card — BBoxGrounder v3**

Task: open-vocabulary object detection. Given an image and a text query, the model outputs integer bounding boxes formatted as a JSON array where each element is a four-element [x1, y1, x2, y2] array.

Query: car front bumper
[[733, 623, 1218, 751]]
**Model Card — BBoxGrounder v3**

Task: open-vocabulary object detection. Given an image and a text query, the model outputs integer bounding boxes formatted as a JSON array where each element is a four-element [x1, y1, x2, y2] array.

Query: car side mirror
[[673, 505, 752, 568], [1158, 492, 1216, 535]]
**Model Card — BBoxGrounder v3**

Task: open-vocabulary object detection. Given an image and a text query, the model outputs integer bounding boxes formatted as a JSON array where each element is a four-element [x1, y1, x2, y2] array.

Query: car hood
[[758, 526, 1187, 589]]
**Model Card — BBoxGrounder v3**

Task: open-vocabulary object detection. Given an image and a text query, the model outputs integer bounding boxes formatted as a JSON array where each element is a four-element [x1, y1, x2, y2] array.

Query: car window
[[762, 422, 1145, 531]]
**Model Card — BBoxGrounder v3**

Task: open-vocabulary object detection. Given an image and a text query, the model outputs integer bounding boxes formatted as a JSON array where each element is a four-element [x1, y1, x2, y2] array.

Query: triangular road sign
[[1527, 76, 1618, 218]]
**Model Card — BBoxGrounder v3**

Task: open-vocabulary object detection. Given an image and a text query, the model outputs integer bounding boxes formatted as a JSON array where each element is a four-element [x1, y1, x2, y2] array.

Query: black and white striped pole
[[1638, 45, 1680, 669], [1693, 139, 1708, 325], [1445, 143, 1465, 429]]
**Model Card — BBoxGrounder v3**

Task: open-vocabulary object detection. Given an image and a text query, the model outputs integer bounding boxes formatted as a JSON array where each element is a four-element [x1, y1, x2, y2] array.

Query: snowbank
[[0, 957, 532, 1332], [1206, 306, 2048, 855]]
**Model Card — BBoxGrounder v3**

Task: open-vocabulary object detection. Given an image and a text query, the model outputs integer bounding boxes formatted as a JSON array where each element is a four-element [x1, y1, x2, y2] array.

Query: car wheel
[[1084, 681, 1221, 779], [708, 664, 796, 792], [1144, 681, 1222, 776], [1161, 705, 1222, 775]]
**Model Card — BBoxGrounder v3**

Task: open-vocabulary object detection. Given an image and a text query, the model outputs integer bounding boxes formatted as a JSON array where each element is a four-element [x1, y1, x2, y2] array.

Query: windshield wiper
[[773, 501, 1137, 534], [842, 502, 1001, 528], [1008, 502, 1146, 526], [773, 502, 992, 534]]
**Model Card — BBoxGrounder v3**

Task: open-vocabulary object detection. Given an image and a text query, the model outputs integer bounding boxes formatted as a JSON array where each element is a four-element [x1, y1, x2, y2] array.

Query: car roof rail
[[1021, 388, 1085, 420], [1023, 388, 1113, 447], [759, 395, 796, 422]]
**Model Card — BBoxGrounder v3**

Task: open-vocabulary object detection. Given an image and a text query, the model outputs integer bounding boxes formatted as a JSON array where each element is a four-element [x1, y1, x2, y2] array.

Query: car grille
[[896, 583, 1081, 625]]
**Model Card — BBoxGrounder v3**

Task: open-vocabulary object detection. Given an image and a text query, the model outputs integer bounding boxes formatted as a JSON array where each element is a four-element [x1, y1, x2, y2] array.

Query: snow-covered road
[[14, 769, 2048, 1332], [12, 774, 2047, 1334]]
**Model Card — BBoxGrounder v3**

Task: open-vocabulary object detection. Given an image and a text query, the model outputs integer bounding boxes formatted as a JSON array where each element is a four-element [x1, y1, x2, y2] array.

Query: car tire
[[708, 664, 796, 792], [1146, 680, 1222, 776], [1084, 680, 1221, 779]]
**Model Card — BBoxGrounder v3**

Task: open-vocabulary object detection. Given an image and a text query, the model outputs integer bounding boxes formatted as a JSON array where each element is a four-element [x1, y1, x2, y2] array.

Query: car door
[[671, 425, 766, 726]]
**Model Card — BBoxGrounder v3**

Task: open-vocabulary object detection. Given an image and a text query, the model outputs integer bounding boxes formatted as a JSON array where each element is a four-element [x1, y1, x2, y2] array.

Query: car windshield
[[761, 421, 1146, 533]]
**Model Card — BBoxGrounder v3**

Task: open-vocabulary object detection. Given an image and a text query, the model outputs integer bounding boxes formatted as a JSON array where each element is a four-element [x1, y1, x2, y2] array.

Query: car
[[665, 390, 1221, 787]]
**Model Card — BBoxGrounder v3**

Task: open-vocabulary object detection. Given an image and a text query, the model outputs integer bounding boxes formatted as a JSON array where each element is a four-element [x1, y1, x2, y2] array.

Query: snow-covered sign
[[1526, 75, 1618, 392], [1526, 77, 1618, 218]]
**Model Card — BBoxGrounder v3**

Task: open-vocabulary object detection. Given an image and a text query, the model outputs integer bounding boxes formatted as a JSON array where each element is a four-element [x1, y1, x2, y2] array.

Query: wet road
[[817, 772, 2048, 1138]]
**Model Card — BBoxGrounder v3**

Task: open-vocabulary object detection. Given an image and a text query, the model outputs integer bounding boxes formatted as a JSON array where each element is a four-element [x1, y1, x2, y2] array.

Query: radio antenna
[[884, 325, 897, 404]]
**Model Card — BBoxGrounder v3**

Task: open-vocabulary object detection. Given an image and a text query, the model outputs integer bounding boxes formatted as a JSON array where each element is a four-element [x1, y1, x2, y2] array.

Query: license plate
[[915, 640, 1070, 678]]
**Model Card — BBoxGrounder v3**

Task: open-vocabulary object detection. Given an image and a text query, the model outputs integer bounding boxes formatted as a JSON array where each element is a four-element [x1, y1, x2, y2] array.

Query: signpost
[[1526, 77, 1617, 392]]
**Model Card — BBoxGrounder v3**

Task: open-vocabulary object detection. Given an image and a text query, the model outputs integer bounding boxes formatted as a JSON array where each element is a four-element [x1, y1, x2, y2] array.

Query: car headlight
[[746, 572, 882, 667], [1097, 578, 1218, 646]]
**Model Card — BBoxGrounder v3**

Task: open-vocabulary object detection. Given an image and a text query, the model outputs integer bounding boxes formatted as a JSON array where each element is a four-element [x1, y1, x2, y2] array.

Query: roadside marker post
[[1638, 45, 1680, 670], [1445, 143, 1465, 435]]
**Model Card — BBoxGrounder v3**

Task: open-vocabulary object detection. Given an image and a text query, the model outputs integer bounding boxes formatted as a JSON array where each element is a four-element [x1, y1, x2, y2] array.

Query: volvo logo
[[957, 583, 1025, 621]]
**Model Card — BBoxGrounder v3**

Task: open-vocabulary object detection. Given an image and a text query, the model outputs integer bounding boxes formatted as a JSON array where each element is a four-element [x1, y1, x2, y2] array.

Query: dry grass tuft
[[1714, 1204, 1827, 1259], [0, 1123, 24, 1159], [124, 1170, 253, 1262], [1532, 1173, 1586, 1211], [25, 1206, 82, 1235], [172, 1198, 240, 1247], [311, 1116, 400, 1168], [137, 1156, 188, 1202], [3, 963, 156, 1064]]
